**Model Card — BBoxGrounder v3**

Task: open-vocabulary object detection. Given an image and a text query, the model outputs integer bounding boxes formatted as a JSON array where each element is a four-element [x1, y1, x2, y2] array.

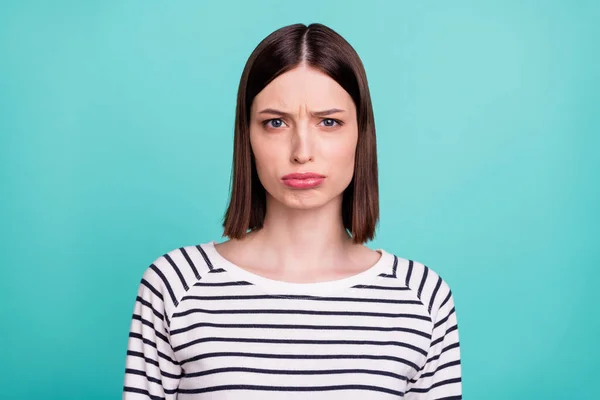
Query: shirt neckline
[[200, 240, 394, 296]]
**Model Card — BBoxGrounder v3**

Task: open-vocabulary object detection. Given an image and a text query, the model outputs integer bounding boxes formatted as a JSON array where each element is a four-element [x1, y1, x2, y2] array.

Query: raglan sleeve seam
[[404, 280, 462, 399]]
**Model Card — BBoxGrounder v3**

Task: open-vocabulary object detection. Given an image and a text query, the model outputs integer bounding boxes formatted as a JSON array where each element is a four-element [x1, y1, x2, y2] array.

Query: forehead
[[252, 65, 355, 112]]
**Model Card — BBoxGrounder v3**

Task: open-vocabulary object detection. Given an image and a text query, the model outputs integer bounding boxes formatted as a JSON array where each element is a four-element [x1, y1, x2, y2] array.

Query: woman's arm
[[122, 266, 182, 399], [405, 288, 462, 399]]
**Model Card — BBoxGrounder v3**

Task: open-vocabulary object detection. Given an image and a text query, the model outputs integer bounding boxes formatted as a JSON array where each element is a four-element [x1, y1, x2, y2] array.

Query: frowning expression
[[249, 65, 358, 210]]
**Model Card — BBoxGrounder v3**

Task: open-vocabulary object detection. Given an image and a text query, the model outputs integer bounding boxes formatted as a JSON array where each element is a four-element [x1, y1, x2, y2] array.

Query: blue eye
[[262, 118, 343, 129], [320, 118, 342, 127], [264, 118, 285, 128]]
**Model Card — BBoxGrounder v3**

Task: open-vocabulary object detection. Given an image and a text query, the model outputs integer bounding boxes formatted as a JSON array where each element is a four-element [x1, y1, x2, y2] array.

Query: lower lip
[[282, 177, 325, 189]]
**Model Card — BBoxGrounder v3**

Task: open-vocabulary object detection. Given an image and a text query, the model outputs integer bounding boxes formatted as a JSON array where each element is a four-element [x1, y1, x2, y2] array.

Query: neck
[[245, 194, 354, 275]]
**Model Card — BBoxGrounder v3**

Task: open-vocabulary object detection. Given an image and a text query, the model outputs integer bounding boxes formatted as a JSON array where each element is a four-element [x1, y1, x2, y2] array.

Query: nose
[[290, 124, 314, 164]]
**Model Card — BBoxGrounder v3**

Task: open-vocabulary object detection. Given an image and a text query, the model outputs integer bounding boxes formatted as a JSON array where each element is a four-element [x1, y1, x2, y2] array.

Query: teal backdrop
[[1, 1, 598, 399]]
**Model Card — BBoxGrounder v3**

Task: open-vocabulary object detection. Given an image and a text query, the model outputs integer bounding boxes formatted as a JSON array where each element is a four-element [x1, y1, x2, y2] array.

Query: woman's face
[[249, 65, 358, 210]]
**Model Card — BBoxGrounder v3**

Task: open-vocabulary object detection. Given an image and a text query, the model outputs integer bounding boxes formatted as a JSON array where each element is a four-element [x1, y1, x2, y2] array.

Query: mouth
[[281, 172, 326, 189]]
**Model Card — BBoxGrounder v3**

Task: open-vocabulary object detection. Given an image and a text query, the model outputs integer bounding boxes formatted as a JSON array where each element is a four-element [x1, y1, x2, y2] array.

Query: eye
[[263, 118, 287, 129], [319, 118, 342, 127]]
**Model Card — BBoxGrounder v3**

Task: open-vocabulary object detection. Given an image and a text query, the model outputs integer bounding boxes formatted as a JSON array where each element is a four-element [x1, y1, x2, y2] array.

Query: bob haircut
[[222, 22, 379, 244]]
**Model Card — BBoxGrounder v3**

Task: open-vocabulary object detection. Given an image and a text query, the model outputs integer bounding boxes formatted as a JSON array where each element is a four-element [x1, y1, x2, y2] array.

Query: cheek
[[328, 136, 358, 173], [250, 135, 278, 180]]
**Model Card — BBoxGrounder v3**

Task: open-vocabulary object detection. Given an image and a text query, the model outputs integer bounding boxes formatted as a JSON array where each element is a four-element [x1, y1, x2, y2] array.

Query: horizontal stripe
[[172, 307, 429, 321], [174, 336, 428, 356], [125, 368, 163, 387], [407, 377, 462, 393], [180, 352, 420, 371], [421, 360, 462, 379], [125, 364, 182, 381], [193, 281, 252, 287], [123, 386, 165, 400], [351, 284, 410, 291], [177, 383, 404, 397], [180, 294, 424, 305], [169, 321, 431, 339], [184, 366, 408, 381], [126, 347, 180, 368]]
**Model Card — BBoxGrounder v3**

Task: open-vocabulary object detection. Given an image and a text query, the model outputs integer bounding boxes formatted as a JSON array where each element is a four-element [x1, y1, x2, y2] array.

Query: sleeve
[[123, 266, 182, 399], [405, 289, 462, 399]]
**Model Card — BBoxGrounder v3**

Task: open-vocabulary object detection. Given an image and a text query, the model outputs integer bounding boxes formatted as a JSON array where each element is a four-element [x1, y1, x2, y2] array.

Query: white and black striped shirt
[[123, 241, 462, 399]]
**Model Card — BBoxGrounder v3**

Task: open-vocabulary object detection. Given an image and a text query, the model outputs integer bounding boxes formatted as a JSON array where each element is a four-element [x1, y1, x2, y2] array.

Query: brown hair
[[222, 23, 379, 244]]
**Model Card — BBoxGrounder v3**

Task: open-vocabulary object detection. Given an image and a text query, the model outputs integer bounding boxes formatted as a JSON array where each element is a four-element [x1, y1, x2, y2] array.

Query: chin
[[278, 190, 339, 210]]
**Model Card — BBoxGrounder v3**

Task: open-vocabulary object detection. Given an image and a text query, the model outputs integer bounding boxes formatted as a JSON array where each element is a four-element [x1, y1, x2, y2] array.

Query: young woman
[[123, 23, 462, 400]]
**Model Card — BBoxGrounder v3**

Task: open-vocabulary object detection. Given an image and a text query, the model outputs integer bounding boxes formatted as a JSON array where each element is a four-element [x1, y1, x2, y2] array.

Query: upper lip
[[281, 172, 326, 180]]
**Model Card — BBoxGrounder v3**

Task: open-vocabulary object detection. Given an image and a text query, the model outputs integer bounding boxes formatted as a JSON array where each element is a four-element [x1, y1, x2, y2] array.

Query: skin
[[215, 63, 381, 283]]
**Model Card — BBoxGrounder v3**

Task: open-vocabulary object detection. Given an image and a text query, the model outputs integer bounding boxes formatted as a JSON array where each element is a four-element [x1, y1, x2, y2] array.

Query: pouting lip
[[281, 172, 326, 180]]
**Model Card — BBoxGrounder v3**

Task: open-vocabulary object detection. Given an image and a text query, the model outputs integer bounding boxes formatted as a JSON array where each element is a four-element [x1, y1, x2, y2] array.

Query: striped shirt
[[123, 241, 462, 399]]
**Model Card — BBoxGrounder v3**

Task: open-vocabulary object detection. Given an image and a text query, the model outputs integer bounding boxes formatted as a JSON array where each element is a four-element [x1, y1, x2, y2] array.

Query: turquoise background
[[1, 0, 598, 399]]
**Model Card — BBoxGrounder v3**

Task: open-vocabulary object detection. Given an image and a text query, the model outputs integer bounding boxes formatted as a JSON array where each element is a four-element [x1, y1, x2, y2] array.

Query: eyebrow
[[258, 108, 346, 118]]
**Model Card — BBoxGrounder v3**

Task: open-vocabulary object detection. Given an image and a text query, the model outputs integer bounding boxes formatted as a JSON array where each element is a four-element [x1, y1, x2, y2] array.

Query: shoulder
[[138, 241, 217, 308], [385, 250, 457, 319]]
